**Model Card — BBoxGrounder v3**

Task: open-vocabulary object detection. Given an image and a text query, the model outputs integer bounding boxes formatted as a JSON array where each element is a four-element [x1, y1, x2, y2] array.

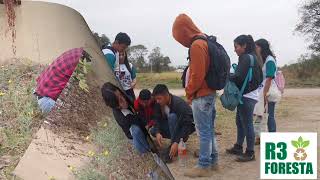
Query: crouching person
[[101, 82, 150, 154], [151, 84, 195, 162], [34, 48, 91, 114]]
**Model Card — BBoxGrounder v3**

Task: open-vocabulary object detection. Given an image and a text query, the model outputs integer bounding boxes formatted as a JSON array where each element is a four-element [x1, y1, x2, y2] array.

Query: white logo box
[[260, 132, 317, 179]]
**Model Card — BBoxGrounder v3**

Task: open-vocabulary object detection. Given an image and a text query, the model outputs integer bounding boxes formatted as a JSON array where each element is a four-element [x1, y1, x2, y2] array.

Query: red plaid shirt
[[36, 48, 84, 100]]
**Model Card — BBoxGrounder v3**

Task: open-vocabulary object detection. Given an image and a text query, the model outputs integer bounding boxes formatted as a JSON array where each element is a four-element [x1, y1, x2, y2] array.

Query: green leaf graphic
[[302, 141, 310, 148], [298, 136, 303, 147], [291, 140, 299, 148]]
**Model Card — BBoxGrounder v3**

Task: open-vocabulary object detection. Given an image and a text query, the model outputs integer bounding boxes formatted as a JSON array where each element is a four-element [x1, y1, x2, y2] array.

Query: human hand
[[169, 142, 178, 159], [156, 133, 163, 147]]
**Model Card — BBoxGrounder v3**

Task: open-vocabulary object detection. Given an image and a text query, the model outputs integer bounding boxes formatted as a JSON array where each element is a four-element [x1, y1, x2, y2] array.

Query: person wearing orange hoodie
[[172, 14, 218, 177]]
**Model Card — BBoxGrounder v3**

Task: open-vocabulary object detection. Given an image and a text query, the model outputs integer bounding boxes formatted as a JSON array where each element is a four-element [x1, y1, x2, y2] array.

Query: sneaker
[[184, 166, 212, 178], [226, 144, 243, 155], [236, 150, 255, 162]]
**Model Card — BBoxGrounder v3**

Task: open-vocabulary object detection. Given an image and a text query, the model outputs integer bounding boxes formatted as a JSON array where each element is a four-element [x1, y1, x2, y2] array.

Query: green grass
[[75, 116, 128, 180], [136, 72, 182, 89], [0, 63, 42, 178]]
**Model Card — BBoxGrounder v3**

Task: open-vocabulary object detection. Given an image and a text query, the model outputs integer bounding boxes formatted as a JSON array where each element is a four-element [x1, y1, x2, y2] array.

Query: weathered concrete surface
[[0, 1, 117, 180]]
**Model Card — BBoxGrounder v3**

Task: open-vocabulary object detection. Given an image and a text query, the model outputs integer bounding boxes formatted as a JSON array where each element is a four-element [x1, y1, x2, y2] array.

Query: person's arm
[[230, 54, 250, 89], [104, 53, 116, 70], [171, 99, 194, 144], [112, 109, 133, 139], [185, 43, 207, 100], [263, 60, 277, 105]]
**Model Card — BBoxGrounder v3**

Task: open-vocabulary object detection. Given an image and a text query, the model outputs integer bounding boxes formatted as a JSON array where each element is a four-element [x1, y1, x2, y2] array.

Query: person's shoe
[[193, 149, 199, 158], [255, 137, 260, 145], [226, 144, 243, 155], [236, 150, 255, 162], [184, 166, 212, 178]]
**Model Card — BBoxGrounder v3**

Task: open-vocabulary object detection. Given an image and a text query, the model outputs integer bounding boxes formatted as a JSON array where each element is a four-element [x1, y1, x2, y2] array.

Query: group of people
[[33, 13, 280, 178], [101, 14, 279, 178]]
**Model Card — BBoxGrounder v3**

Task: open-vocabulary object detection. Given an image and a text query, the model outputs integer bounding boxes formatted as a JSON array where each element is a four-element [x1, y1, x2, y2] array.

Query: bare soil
[[167, 89, 320, 180]]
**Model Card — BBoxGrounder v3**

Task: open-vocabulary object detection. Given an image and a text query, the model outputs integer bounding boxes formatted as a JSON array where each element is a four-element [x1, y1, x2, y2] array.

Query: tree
[[296, 0, 320, 53], [127, 45, 148, 71], [148, 47, 162, 73], [148, 47, 172, 73], [92, 32, 110, 49]]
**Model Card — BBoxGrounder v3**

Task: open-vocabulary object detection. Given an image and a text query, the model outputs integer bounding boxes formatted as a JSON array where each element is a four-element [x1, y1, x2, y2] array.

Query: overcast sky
[[45, 0, 309, 66]]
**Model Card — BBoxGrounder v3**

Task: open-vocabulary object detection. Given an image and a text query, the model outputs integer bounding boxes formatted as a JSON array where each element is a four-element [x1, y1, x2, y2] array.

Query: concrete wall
[[0, 1, 114, 84]]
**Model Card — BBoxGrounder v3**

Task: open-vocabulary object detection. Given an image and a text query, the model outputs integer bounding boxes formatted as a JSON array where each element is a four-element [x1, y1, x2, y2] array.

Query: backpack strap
[[239, 54, 254, 104]]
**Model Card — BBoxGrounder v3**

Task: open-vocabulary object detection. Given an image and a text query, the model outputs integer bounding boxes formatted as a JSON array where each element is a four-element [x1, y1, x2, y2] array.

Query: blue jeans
[[38, 97, 55, 114], [129, 125, 150, 154], [236, 97, 257, 152], [268, 102, 276, 132], [150, 113, 178, 141], [192, 94, 218, 168]]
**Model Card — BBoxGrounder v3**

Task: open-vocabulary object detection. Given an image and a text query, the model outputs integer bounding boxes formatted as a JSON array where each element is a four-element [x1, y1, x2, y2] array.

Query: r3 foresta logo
[[261, 133, 317, 179]]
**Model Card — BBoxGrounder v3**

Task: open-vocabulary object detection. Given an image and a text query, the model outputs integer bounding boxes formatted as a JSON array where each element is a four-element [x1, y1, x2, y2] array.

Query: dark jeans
[[236, 97, 257, 152], [125, 88, 136, 101], [150, 113, 178, 141], [268, 102, 276, 132]]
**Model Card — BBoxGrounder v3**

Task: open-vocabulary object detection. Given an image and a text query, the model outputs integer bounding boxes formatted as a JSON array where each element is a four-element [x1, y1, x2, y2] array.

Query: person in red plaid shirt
[[34, 48, 91, 114], [134, 89, 156, 130]]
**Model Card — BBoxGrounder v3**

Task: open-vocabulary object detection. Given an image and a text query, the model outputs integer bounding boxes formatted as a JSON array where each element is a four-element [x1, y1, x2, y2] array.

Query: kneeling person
[[101, 82, 150, 154], [151, 84, 195, 161]]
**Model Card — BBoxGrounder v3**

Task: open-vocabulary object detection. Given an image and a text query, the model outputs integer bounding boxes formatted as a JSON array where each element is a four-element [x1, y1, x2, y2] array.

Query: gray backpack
[[220, 55, 254, 111]]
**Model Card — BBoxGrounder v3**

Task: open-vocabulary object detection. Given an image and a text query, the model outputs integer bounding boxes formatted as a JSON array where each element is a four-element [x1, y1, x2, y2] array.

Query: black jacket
[[153, 94, 195, 143], [230, 53, 263, 94], [112, 108, 147, 139]]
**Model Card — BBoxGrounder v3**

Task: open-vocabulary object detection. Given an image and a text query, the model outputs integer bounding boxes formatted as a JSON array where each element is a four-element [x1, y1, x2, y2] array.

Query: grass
[[75, 116, 128, 179], [0, 62, 43, 178], [136, 72, 182, 89]]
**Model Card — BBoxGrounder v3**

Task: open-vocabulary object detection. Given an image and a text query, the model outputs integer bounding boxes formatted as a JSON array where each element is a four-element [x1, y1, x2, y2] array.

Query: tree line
[[93, 32, 175, 73]]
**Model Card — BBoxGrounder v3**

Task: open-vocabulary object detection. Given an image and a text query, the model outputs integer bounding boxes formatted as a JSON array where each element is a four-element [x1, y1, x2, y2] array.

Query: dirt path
[[163, 88, 320, 180]]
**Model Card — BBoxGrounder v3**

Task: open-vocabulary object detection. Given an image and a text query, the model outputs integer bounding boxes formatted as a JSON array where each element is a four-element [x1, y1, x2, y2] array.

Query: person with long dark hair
[[255, 39, 278, 135], [101, 82, 149, 154], [226, 35, 263, 162]]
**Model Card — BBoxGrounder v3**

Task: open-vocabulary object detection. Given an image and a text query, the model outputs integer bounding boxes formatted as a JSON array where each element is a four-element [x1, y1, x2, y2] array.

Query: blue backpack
[[220, 55, 254, 111]]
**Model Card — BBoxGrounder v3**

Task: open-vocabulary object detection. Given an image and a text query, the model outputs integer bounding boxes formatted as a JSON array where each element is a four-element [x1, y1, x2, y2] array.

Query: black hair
[[101, 82, 134, 109], [152, 84, 169, 96], [101, 82, 119, 108], [255, 39, 275, 64], [139, 89, 151, 100], [115, 32, 131, 46], [234, 35, 256, 54]]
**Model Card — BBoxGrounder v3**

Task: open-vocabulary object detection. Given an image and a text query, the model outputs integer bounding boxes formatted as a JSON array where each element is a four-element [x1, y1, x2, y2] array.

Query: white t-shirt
[[115, 64, 133, 91]]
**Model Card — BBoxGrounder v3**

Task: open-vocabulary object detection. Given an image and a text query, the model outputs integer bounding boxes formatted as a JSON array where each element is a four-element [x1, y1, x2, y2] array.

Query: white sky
[[44, 0, 309, 66]]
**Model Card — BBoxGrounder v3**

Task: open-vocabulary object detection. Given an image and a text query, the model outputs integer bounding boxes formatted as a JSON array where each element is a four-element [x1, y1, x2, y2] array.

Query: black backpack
[[181, 35, 230, 90]]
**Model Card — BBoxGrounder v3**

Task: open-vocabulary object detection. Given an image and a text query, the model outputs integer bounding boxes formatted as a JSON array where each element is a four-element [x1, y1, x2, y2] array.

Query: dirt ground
[[166, 88, 320, 180]]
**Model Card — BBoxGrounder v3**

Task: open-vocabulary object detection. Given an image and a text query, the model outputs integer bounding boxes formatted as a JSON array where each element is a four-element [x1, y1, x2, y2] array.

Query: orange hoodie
[[172, 14, 215, 101]]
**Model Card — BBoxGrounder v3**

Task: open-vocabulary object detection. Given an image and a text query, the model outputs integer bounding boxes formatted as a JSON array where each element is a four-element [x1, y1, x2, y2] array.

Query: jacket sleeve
[[104, 53, 116, 70], [112, 109, 133, 139], [171, 100, 195, 143], [230, 54, 250, 89], [185, 43, 207, 100]]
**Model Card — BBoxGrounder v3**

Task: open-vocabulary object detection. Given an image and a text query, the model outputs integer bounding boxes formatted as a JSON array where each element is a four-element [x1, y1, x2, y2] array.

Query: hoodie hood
[[172, 14, 203, 48]]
